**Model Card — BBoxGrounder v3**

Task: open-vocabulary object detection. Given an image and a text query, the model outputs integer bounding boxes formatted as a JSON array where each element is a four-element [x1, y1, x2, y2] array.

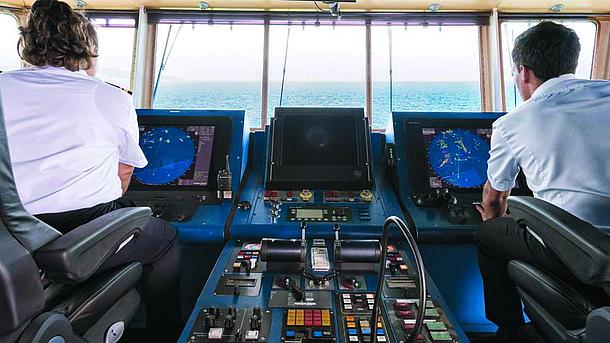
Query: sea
[[154, 81, 487, 129]]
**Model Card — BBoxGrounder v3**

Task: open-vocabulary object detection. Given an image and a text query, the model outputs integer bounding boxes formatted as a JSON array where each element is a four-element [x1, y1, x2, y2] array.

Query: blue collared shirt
[[487, 74, 610, 227]]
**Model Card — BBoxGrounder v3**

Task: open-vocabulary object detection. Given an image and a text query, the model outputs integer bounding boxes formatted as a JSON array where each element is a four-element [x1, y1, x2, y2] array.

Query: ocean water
[[154, 81, 482, 129]]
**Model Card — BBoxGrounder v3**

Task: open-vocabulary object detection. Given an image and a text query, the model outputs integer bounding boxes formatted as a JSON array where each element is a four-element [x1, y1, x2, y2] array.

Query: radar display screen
[[266, 107, 373, 190], [134, 125, 215, 186], [423, 127, 491, 189]]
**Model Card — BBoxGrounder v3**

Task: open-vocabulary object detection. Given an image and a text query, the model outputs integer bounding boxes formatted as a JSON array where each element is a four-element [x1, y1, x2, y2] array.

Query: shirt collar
[[33, 65, 89, 77], [531, 73, 577, 99]]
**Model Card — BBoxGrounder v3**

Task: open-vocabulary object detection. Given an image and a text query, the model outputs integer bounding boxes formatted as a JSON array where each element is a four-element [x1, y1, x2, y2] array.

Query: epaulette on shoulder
[[105, 81, 133, 95]]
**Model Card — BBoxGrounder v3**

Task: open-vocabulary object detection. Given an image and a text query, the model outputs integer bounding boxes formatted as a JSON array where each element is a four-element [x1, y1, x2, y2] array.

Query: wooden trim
[[142, 23, 156, 108], [478, 26, 491, 111], [592, 18, 610, 80], [496, 18, 507, 111], [260, 21, 270, 129], [365, 21, 372, 120]]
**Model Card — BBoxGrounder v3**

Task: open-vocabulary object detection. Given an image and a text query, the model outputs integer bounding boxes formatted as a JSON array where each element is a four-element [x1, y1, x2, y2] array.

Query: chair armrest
[[34, 207, 151, 284], [585, 307, 610, 343], [508, 196, 610, 286]]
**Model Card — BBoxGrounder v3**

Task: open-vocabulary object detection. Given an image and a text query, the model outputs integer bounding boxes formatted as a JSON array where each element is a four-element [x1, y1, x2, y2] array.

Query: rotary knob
[[299, 189, 313, 202]]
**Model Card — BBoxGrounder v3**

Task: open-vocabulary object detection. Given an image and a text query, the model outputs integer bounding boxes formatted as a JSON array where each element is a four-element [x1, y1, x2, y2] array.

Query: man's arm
[[118, 163, 134, 194], [476, 181, 511, 221]]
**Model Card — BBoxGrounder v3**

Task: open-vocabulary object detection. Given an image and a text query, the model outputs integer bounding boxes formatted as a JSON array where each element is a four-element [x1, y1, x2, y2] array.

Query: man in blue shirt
[[475, 21, 610, 342]]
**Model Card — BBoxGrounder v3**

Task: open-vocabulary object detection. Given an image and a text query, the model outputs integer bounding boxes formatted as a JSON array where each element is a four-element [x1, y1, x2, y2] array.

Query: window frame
[[497, 15, 599, 111], [86, 11, 140, 91], [147, 11, 490, 131], [0, 9, 24, 71]]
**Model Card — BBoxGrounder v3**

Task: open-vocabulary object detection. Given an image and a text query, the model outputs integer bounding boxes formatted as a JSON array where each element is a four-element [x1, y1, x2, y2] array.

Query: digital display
[[422, 127, 491, 189], [225, 279, 257, 287], [281, 114, 359, 166], [133, 125, 215, 186], [296, 209, 324, 219]]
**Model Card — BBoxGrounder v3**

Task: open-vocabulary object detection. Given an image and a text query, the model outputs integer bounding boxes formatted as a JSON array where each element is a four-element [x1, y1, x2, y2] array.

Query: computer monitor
[[404, 118, 511, 195], [266, 107, 372, 190], [130, 116, 232, 192]]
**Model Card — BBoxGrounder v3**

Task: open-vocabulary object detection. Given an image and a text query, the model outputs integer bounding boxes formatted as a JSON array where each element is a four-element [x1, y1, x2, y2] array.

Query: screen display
[[296, 209, 324, 219], [133, 125, 215, 186], [281, 114, 359, 166], [422, 127, 491, 189]]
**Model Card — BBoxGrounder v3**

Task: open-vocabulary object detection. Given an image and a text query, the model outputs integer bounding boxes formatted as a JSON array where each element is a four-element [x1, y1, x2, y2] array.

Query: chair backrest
[[508, 196, 610, 286], [0, 87, 61, 253], [0, 87, 53, 337]]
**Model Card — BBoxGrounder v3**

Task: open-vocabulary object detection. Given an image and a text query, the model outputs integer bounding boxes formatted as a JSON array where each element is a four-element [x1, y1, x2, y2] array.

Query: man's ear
[[520, 65, 532, 84]]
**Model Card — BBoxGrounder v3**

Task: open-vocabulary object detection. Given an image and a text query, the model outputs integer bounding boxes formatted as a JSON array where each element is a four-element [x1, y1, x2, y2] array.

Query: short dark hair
[[18, 0, 98, 71], [512, 21, 581, 82]]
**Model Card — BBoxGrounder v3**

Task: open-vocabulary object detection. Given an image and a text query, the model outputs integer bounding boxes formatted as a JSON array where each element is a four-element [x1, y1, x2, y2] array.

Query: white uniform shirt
[[0, 66, 147, 215], [487, 74, 610, 227]]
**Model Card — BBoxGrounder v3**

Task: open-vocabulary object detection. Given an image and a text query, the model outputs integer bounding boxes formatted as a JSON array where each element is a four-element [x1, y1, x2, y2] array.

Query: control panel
[[182, 237, 466, 343]]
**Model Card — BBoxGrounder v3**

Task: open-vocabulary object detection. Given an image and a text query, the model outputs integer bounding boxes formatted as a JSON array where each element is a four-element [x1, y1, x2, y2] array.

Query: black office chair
[[0, 95, 151, 342], [507, 196, 610, 343]]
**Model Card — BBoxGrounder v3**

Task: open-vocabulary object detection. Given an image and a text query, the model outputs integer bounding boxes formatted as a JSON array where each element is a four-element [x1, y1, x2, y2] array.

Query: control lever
[[269, 200, 282, 223], [217, 155, 232, 201], [301, 222, 307, 248]]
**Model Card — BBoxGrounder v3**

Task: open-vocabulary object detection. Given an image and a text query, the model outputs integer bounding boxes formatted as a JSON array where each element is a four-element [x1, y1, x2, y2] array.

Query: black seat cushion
[[508, 260, 597, 330], [50, 262, 142, 335]]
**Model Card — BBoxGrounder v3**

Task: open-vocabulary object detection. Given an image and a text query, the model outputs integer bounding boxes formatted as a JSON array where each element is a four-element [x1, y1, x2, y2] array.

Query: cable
[[370, 216, 427, 343], [278, 25, 292, 107], [153, 24, 183, 102], [314, 1, 325, 12]]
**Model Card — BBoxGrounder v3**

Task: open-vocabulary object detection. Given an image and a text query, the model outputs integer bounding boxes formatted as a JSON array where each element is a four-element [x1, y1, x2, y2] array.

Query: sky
[[155, 24, 483, 83]]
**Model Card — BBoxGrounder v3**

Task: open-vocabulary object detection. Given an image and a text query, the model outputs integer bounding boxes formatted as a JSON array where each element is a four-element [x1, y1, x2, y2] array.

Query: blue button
[[285, 330, 295, 337], [362, 328, 372, 335], [313, 331, 323, 337], [348, 329, 358, 335], [377, 329, 385, 335]]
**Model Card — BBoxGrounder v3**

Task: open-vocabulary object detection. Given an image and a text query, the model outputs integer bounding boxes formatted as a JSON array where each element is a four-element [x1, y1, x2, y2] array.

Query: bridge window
[[0, 13, 21, 72], [90, 18, 137, 91], [501, 20, 597, 111], [371, 25, 483, 129], [153, 24, 264, 127], [267, 25, 366, 119]]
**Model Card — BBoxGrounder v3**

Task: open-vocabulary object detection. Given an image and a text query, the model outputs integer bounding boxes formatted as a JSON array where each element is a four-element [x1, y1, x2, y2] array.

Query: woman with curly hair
[[0, 1, 181, 341]]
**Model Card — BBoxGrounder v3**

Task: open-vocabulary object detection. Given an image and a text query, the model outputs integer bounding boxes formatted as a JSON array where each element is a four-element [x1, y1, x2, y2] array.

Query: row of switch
[[344, 316, 387, 342], [286, 309, 332, 327], [341, 293, 376, 312]]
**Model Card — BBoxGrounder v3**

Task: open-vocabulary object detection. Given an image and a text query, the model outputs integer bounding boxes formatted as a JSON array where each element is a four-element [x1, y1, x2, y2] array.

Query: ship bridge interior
[[0, 0, 609, 343]]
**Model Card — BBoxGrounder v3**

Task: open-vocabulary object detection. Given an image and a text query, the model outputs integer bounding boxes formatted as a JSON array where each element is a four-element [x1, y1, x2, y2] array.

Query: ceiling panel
[[3, 0, 609, 13], [498, 0, 610, 13]]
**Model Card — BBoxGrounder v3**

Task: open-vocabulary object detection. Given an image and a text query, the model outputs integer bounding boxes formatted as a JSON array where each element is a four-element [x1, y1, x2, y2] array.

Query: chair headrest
[[508, 196, 610, 286], [0, 87, 60, 252]]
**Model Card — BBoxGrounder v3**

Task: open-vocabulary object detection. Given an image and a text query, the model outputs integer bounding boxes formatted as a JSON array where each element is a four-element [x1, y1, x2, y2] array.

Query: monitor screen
[[266, 107, 372, 190], [128, 115, 232, 192], [281, 114, 359, 166], [134, 125, 215, 186], [422, 127, 491, 189]]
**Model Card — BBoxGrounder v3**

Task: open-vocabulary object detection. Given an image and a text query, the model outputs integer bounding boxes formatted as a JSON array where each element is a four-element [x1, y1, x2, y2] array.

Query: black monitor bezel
[[266, 107, 373, 190], [404, 117, 527, 195], [129, 115, 232, 192]]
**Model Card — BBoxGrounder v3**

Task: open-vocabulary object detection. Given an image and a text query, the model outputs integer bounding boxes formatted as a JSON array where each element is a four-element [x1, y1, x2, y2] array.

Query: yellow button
[[287, 319, 295, 326], [377, 322, 383, 328], [297, 319, 304, 325], [346, 316, 355, 321], [347, 322, 356, 328], [322, 319, 331, 326]]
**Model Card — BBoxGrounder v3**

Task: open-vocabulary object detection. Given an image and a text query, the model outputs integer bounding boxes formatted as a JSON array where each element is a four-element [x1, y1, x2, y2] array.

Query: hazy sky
[[0, 14, 20, 71], [156, 24, 483, 82]]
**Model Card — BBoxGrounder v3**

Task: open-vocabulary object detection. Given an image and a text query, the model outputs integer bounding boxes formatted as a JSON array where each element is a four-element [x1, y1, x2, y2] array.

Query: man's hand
[[118, 163, 135, 194], [476, 181, 511, 221]]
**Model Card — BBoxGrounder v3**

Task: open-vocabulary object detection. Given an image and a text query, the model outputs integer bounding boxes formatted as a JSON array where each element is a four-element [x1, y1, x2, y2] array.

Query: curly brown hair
[[18, 0, 98, 71]]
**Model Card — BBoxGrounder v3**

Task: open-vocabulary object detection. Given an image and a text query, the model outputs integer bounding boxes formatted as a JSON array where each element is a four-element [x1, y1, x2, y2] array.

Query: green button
[[426, 322, 447, 331], [425, 309, 440, 318], [430, 331, 452, 342]]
